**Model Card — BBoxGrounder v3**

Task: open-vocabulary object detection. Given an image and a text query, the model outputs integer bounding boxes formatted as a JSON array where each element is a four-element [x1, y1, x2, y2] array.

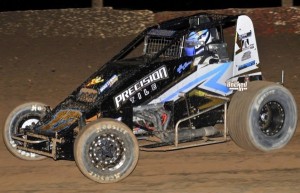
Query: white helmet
[[184, 29, 212, 56]]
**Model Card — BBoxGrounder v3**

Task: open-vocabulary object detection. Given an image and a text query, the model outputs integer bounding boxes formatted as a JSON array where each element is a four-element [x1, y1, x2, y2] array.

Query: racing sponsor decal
[[31, 104, 44, 111], [235, 31, 254, 55], [86, 76, 104, 87], [99, 75, 118, 93], [114, 66, 168, 109], [128, 83, 158, 104], [238, 60, 256, 71], [238, 31, 252, 40], [241, 51, 251, 61], [41, 110, 82, 131], [177, 61, 192, 74], [226, 81, 248, 91]]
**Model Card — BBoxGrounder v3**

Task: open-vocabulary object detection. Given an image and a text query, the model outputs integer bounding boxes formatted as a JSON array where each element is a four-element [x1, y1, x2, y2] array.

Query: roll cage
[[109, 13, 239, 63]]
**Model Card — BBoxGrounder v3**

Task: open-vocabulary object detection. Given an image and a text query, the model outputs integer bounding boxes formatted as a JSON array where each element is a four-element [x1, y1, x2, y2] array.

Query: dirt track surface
[[1, 7, 300, 193]]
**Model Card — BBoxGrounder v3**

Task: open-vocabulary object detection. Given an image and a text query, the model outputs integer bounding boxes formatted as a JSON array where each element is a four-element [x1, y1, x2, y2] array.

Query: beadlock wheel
[[3, 102, 47, 160], [259, 101, 285, 136], [88, 133, 126, 171], [74, 118, 139, 183], [228, 81, 297, 152]]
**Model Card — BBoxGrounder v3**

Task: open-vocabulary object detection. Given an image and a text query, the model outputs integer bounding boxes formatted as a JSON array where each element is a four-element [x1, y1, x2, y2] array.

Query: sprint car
[[3, 12, 298, 183]]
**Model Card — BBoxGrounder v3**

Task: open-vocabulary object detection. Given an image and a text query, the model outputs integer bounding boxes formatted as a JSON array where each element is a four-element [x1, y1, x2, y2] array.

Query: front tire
[[74, 118, 139, 183], [228, 81, 297, 152], [3, 102, 48, 160]]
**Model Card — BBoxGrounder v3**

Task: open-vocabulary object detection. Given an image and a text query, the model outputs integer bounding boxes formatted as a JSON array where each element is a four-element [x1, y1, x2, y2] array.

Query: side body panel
[[233, 15, 260, 77], [150, 61, 234, 104]]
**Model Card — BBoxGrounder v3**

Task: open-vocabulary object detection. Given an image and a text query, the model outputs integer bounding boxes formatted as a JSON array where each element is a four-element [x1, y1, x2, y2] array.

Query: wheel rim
[[21, 118, 39, 129], [89, 133, 126, 171], [13, 116, 40, 139], [258, 101, 285, 136], [10, 116, 41, 158]]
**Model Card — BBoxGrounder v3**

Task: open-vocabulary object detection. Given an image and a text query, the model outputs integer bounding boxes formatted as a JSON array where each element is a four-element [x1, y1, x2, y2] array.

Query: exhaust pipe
[[163, 126, 220, 143]]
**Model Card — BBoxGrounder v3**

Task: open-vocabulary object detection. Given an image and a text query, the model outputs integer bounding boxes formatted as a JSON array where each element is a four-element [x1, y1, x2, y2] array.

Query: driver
[[184, 29, 220, 64], [184, 29, 212, 57]]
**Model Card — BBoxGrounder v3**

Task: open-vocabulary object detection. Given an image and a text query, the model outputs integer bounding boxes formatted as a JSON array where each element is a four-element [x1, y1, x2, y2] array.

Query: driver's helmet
[[184, 29, 212, 56]]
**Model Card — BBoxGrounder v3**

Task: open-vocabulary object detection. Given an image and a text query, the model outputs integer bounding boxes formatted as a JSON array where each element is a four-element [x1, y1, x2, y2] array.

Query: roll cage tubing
[[109, 13, 239, 64]]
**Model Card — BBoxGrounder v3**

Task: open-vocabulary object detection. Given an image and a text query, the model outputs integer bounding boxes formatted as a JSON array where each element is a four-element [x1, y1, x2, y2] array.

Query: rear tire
[[74, 118, 139, 183], [3, 102, 48, 160], [228, 81, 297, 152]]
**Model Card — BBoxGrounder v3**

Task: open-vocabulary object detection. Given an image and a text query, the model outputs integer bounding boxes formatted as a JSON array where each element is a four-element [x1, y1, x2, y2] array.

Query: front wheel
[[3, 102, 48, 160], [74, 118, 139, 183], [228, 81, 297, 152]]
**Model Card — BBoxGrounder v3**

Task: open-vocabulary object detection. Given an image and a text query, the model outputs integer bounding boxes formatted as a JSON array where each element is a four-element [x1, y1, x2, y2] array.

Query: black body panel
[[32, 13, 238, 138]]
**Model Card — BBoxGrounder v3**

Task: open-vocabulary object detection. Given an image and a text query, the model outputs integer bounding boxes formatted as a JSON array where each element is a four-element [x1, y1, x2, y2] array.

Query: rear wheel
[[228, 81, 297, 152], [74, 118, 139, 183], [3, 102, 48, 160]]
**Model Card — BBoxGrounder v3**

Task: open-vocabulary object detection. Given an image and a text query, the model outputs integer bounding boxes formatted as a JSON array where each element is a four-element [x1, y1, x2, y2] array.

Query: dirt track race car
[[3, 12, 298, 183]]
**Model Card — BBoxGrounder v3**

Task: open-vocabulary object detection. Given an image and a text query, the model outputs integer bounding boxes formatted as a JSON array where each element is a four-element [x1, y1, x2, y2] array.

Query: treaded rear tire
[[228, 81, 297, 152]]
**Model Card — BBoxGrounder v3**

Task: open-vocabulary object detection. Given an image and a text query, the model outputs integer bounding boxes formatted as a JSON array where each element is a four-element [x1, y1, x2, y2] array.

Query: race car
[[3, 12, 298, 183]]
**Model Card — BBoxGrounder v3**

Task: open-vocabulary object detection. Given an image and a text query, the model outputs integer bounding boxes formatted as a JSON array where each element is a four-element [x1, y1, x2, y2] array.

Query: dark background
[[1, 0, 299, 12]]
